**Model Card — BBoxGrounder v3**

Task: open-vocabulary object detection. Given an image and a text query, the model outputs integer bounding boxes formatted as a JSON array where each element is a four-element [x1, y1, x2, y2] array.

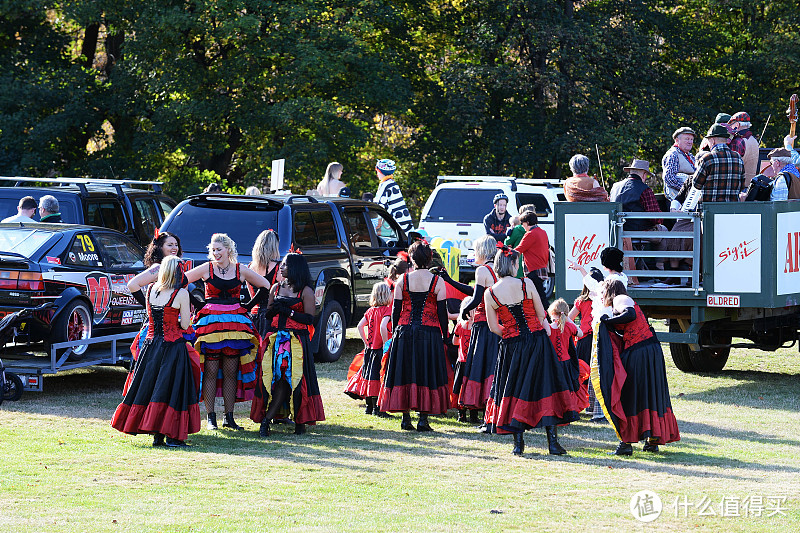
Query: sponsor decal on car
[[85, 272, 112, 323], [46, 256, 61, 265]]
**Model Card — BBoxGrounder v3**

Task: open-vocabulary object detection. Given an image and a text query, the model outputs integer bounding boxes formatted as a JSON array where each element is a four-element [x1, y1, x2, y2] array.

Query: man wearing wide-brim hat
[[662, 127, 697, 201], [672, 123, 745, 210], [611, 158, 666, 284], [766, 147, 800, 201]]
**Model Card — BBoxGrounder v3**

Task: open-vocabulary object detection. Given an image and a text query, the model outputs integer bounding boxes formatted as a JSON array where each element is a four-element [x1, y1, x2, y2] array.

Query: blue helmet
[[493, 192, 509, 204]]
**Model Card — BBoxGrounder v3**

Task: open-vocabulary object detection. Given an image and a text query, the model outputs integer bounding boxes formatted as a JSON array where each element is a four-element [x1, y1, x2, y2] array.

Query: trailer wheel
[[668, 321, 695, 372], [50, 300, 93, 362], [3, 371, 24, 402], [315, 300, 345, 363], [690, 335, 731, 373]]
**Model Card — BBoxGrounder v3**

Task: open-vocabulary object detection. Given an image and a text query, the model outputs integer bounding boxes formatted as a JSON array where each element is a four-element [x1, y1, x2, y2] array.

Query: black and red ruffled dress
[[250, 296, 325, 425], [573, 297, 593, 366], [193, 264, 259, 402], [484, 280, 580, 434], [112, 288, 201, 441], [345, 304, 392, 400], [593, 304, 680, 445], [456, 266, 500, 409], [378, 274, 451, 414]]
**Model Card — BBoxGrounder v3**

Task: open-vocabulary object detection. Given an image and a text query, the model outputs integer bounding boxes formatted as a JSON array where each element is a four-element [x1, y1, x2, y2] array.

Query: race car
[[0, 222, 148, 360]]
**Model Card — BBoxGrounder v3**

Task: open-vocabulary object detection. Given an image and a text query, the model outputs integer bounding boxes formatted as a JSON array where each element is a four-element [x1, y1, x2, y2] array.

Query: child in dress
[[548, 298, 588, 411], [453, 303, 475, 423], [345, 282, 393, 416]]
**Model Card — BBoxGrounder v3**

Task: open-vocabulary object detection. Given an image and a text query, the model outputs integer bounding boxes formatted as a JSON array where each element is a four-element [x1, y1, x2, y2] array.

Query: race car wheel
[[52, 300, 93, 362]]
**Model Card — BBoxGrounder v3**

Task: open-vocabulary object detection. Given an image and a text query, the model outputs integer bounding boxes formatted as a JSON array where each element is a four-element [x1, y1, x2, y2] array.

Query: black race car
[[0, 222, 147, 359]]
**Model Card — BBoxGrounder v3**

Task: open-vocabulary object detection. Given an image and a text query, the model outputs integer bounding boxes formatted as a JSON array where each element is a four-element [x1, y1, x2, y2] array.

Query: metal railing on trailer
[[3, 331, 136, 392]]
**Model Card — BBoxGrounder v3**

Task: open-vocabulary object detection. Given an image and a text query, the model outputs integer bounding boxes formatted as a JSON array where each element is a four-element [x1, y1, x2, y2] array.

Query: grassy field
[[1, 325, 799, 532]]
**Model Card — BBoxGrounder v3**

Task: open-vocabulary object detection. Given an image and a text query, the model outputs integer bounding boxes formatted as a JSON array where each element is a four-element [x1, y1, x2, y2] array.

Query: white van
[[417, 176, 564, 288]]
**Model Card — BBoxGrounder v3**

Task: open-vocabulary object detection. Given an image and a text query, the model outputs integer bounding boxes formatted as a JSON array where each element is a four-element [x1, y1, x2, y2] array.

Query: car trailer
[[556, 200, 800, 373], [2, 331, 135, 392]]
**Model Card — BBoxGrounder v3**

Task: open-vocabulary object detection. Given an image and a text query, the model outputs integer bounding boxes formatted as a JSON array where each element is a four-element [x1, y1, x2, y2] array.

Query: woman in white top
[[316, 162, 346, 196]]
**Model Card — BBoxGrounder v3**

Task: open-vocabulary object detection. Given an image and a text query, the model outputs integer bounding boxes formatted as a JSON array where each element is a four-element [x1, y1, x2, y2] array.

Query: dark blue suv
[[160, 194, 409, 362]]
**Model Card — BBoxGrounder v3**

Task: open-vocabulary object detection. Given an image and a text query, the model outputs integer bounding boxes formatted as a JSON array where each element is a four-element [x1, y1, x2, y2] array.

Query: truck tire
[[315, 300, 345, 363], [668, 320, 695, 372], [50, 300, 93, 362], [690, 334, 731, 373], [3, 371, 24, 402]]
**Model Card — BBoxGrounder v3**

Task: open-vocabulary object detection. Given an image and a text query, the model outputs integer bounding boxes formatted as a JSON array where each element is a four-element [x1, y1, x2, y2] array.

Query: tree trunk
[[81, 23, 100, 69]]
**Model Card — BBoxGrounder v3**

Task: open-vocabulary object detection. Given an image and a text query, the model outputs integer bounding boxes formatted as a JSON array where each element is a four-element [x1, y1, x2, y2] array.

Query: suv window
[[166, 203, 279, 254], [65, 233, 103, 268], [515, 193, 552, 217], [423, 189, 503, 223], [367, 209, 399, 247], [293, 208, 339, 247], [343, 208, 373, 248], [313, 209, 338, 245], [94, 232, 144, 269], [86, 200, 127, 233], [131, 198, 160, 245], [0, 194, 77, 223]]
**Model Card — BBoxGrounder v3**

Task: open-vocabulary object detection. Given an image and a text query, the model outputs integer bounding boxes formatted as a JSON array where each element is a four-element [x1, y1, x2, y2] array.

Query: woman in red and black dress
[[112, 256, 200, 447], [184, 233, 271, 432], [255, 252, 325, 436], [594, 280, 680, 455], [484, 246, 580, 456], [379, 241, 451, 431], [452, 235, 501, 427]]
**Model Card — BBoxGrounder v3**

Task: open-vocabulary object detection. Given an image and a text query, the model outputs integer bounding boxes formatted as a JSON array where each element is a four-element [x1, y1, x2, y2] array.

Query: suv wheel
[[315, 300, 345, 363], [50, 300, 93, 362]]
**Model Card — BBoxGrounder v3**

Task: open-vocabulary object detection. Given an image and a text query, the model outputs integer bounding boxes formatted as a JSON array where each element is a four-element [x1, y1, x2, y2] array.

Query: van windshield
[[424, 189, 503, 223], [164, 204, 279, 254]]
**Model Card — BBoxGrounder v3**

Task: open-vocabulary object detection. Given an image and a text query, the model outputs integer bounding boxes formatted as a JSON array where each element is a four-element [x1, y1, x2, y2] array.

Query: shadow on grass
[[677, 368, 800, 410]]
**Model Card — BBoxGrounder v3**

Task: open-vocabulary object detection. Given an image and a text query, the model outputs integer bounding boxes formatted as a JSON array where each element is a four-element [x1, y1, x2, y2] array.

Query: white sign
[[563, 213, 609, 291], [777, 211, 800, 295], [270, 159, 285, 191], [707, 294, 740, 307], [713, 213, 760, 293]]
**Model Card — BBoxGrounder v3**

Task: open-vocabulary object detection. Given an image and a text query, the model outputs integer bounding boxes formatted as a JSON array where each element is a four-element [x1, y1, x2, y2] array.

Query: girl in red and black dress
[[255, 253, 325, 436], [112, 256, 200, 447], [184, 234, 271, 432], [345, 282, 392, 416], [452, 304, 474, 423], [379, 241, 451, 431], [548, 298, 588, 412], [484, 247, 580, 456], [594, 280, 680, 455], [452, 235, 501, 427]]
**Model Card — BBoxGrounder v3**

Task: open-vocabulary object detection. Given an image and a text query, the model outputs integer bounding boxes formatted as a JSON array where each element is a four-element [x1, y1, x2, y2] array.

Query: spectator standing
[[662, 127, 697, 201], [563, 154, 609, 202], [2, 196, 37, 223], [374, 159, 414, 233], [728, 112, 760, 187], [317, 162, 346, 197], [515, 211, 550, 305], [38, 195, 62, 223], [484, 193, 512, 242], [245, 186, 261, 195], [766, 148, 800, 201]]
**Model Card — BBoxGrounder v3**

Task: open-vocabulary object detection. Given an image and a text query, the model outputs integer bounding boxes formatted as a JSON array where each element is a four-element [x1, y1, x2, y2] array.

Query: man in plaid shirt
[[673, 124, 745, 209]]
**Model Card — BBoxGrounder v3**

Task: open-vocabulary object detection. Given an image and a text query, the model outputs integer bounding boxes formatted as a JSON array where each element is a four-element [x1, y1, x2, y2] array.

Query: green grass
[[1, 327, 799, 532]]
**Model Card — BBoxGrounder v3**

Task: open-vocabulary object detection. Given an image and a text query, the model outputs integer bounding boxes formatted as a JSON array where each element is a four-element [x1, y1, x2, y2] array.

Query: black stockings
[[264, 379, 291, 421], [203, 356, 240, 413]]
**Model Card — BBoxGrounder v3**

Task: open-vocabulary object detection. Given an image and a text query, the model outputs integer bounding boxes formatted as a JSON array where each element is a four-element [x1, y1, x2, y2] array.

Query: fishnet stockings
[[202, 356, 240, 413]]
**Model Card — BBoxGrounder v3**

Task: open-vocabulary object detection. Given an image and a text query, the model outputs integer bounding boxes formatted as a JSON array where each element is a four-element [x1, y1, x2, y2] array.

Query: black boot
[[223, 412, 244, 431], [456, 409, 467, 422], [400, 412, 414, 431], [374, 406, 390, 418], [165, 437, 190, 447], [546, 426, 567, 455], [365, 397, 374, 415], [259, 420, 271, 437], [611, 441, 633, 456], [416, 413, 433, 432], [294, 423, 306, 435], [469, 409, 480, 424], [207, 412, 218, 431], [643, 437, 659, 453], [152, 433, 166, 447], [512, 432, 525, 456]]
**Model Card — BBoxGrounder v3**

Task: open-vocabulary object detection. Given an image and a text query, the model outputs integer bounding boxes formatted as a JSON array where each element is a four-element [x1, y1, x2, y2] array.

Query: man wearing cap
[[374, 159, 414, 233], [2, 196, 37, 223], [697, 113, 733, 155], [673, 123, 745, 209], [662, 127, 697, 201], [483, 192, 512, 242], [728, 112, 760, 186], [766, 148, 800, 201]]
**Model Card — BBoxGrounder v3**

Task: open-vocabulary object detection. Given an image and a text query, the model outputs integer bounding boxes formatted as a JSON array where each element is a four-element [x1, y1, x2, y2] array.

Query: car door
[[91, 230, 147, 328], [341, 206, 390, 305]]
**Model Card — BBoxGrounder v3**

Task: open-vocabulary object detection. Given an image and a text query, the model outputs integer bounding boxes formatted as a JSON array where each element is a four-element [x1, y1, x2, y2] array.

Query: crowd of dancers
[[110, 229, 680, 457]]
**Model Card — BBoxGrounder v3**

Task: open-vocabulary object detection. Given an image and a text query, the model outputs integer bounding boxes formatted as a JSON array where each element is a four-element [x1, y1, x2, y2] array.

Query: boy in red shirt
[[515, 211, 550, 304]]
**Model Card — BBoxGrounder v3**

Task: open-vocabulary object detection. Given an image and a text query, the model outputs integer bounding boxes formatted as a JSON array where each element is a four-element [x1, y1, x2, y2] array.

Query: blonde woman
[[184, 233, 271, 432], [316, 162, 346, 196], [112, 256, 200, 447]]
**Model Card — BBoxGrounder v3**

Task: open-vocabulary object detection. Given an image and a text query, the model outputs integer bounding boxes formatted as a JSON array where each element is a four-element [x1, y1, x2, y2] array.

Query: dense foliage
[[2, 1, 799, 218]]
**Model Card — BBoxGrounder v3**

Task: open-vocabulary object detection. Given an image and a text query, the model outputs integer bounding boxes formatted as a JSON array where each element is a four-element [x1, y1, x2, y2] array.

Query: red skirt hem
[[111, 402, 201, 441]]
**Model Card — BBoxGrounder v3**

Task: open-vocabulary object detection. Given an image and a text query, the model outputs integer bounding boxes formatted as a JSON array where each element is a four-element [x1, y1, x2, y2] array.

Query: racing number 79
[[76, 234, 95, 252]]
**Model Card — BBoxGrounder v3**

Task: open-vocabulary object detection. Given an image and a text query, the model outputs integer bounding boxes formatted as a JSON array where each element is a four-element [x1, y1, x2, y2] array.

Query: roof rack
[[435, 175, 564, 191], [0, 176, 163, 195]]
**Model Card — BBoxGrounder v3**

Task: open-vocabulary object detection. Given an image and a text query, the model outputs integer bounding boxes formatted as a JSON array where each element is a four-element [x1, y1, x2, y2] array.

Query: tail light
[[0, 271, 44, 290]]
